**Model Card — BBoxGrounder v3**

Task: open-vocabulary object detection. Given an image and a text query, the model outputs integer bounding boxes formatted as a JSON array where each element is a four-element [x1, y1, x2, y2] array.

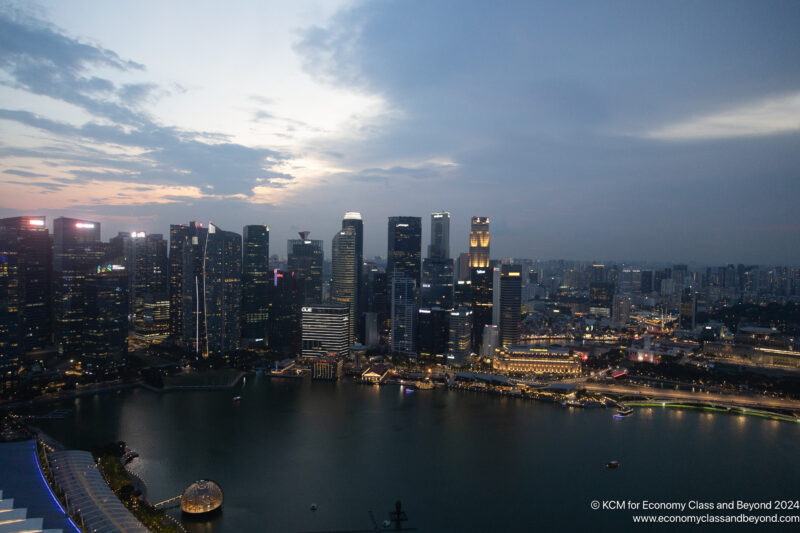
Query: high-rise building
[[332, 226, 358, 344], [53, 217, 103, 358], [342, 213, 364, 340], [387, 216, 422, 288], [499, 264, 522, 347], [83, 261, 128, 362], [169, 222, 206, 346], [0, 227, 21, 359], [113, 232, 169, 344], [612, 295, 632, 327], [481, 324, 499, 358], [457, 252, 470, 281], [448, 307, 472, 359], [454, 279, 472, 308], [421, 258, 454, 309], [301, 303, 350, 358], [468, 217, 490, 268], [679, 289, 696, 330], [269, 269, 301, 357], [0, 216, 52, 353], [242, 225, 270, 349], [287, 232, 323, 303], [417, 307, 449, 359], [589, 282, 614, 316], [470, 267, 493, 349], [428, 212, 450, 259], [203, 223, 242, 357], [391, 273, 417, 354]]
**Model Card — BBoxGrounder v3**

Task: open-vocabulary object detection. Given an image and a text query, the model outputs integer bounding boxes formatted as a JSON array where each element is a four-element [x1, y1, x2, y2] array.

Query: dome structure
[[180, 479, 224, 514]]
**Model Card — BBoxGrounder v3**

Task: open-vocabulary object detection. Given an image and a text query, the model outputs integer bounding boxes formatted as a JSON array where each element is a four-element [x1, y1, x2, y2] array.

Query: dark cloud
[[4, 168, 46, 178]]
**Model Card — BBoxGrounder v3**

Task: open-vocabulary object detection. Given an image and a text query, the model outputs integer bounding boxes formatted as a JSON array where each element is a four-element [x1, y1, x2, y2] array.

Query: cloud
[[643, 91, 800, 141]]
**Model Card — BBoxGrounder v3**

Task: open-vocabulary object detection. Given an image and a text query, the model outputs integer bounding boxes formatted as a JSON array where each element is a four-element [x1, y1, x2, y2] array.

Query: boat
[[414, 380, 434, 390], [310, 503, 318, 511], [232, 396, 242, 403], [606, 461, 620, 469], [122, 450, 139, 463], [617, 406, 634, 416]]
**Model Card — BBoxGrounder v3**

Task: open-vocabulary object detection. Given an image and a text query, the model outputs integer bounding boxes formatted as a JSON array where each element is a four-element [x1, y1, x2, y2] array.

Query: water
[[33, 375, 800, 531]]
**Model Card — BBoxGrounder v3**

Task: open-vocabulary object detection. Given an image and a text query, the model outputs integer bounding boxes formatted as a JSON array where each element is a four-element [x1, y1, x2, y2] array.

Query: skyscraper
[[0, 216, 52, 353], [269, 269, 301, 357], [169, 221, 206, 346], [448, 307, 472, 359], [391, 273, 417, 354], [499, 264, 522, 347], [417, 307, 449, 359], [428, 212, 450, 259], [83, 261, 128, 361], [468, 217, 490, 268], [203, 223, 242, 357], [387, 216, 422, 288], [53, 217, 103, 358], [301, 303, 350, 358], [287, 232, 324, 303], [332, 226, 358, 344], [242, 225, 270, 349], [0, 227, 21, 359], [342, 213, 364, 340], [470, 267, 493, 349]]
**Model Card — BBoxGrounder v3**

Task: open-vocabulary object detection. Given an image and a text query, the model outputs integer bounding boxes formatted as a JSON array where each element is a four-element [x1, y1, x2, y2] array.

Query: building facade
[[301, 303, 350, 358]]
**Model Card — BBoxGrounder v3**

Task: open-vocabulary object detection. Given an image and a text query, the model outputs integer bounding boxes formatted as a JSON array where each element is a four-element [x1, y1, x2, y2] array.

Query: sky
[[1, 0, 799, 265]]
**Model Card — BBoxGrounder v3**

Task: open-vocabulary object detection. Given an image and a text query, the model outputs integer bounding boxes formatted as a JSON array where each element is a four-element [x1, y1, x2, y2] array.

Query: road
[[582, 382, 800, 412]]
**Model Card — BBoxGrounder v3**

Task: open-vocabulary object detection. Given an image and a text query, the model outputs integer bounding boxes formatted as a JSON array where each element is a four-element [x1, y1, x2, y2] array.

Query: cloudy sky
[[1, 0, 799, 264]]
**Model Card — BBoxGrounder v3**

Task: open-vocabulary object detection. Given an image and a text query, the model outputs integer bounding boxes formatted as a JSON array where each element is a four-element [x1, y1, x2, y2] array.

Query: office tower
[[342, 213, 364, 340], [242, 225, 270, 349], [428, 212, 450, 259], [613, 295, 632, 327], [0, 227, 21, 359], [114, 232, 169, 344], [332, 226, 358, 344], [0, 216, 52, 352], [528, 270, 539, 285], [492, 266, 501, 325], [287, 232, 323, 303], [83, 261, 128, 361], [417, 307, 449, 359], [470, 267, 492, 349], [301, 303, 350, 358], [448, 307, 472, 359], [391, 273, 417, 354], [169, 222, 205, 345], [421, 258, 454, 309], [53, 217, 103, 358], [640, 270, 654, 294], [457, 252, 470, 281], [369, 269, 390, 344], [269, 269, 301, 357], [203, 223, 242, 357], [481, 324, 499, 358], [499, 264, 521, 347], [387, 216, 422, 287], [454, 279, 472, 308], [468, 217, 490, 268]]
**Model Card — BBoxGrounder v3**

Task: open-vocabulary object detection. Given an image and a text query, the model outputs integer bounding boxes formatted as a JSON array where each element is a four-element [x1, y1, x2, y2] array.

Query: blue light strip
[[31, 441, 82, 533]]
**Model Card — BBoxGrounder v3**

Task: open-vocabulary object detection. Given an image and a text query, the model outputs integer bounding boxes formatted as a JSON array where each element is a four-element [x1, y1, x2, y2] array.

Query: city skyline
[[2, 2, 800, 264]]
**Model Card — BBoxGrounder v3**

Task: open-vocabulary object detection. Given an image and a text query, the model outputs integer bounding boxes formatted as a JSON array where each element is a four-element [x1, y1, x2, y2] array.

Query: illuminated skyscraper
[[53, 217, 103, 358], [242, 225, 270, 349], [391, 273, 417, 354], [0, 216, 52, 353], [342, 213, 364, 340], [203, 223, 242, 357], [332, 226, 358, 344], [422, 211, 453, 310], [301, 303, 350, 358], [387, 216, 422, 288], [448, 307, 472, 359], [169, 221, 206, 346], [470, 267, 492, 348], [287, 232, 324, 303], [83, 261, 128, 361], [499, 264, 522, 347], [468, 217, 490, 268], [0, 227, 21, 359]]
